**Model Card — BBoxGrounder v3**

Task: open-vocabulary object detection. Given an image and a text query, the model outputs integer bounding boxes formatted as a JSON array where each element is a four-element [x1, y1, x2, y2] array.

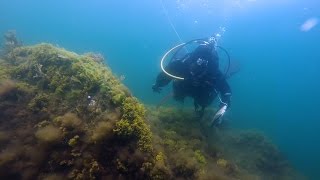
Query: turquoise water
[[1, 0, 319, 178]]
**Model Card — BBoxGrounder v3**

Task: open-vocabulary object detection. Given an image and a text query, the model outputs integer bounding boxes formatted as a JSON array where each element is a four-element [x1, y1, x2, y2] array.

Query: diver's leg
[[194, 101, 200, 112], [195, 90, 216, 118], [172, 82, 185, 103], [193, 97, 205, 118]]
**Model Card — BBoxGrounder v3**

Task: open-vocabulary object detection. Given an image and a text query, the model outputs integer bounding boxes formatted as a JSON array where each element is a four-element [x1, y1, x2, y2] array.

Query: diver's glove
[[211, 104, 227, 127], [152, 84, 162, 93], [219, 101, 229, 110], [211, 93, 231, 127]]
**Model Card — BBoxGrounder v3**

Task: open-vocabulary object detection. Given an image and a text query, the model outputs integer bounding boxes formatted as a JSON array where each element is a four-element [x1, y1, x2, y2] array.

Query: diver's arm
[[152, 61, 181, 92], [154, 71, 172, 87]]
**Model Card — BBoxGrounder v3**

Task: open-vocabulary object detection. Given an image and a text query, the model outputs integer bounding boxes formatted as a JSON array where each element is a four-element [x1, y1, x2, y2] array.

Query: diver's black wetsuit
[[153, 44, 232, 115]]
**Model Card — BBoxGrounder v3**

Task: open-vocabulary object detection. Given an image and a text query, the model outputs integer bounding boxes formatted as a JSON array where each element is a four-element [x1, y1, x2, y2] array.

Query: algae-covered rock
[[0, 42, 158, 179]]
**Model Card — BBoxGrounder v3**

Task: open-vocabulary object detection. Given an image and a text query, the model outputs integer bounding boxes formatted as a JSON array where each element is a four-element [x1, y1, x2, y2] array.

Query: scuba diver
[[152, 36, 232, 125]]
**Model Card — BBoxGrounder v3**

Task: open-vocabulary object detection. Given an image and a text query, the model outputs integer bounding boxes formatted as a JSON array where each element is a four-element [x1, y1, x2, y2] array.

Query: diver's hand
[[219, 102, 230, 111], [212, 104, 228, 127], [219, 102, 228, 109], [152, 84, 162, 93]]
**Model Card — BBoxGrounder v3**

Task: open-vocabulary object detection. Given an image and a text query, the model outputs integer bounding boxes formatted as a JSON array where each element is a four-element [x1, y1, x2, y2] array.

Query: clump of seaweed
[[0, 131, 9, 144], [0, 79, 15, 96], [91, 121, 114, 142], [35, 125, 63, 143], [57, 112, 82, 129], [0, 147, 20, 166]]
